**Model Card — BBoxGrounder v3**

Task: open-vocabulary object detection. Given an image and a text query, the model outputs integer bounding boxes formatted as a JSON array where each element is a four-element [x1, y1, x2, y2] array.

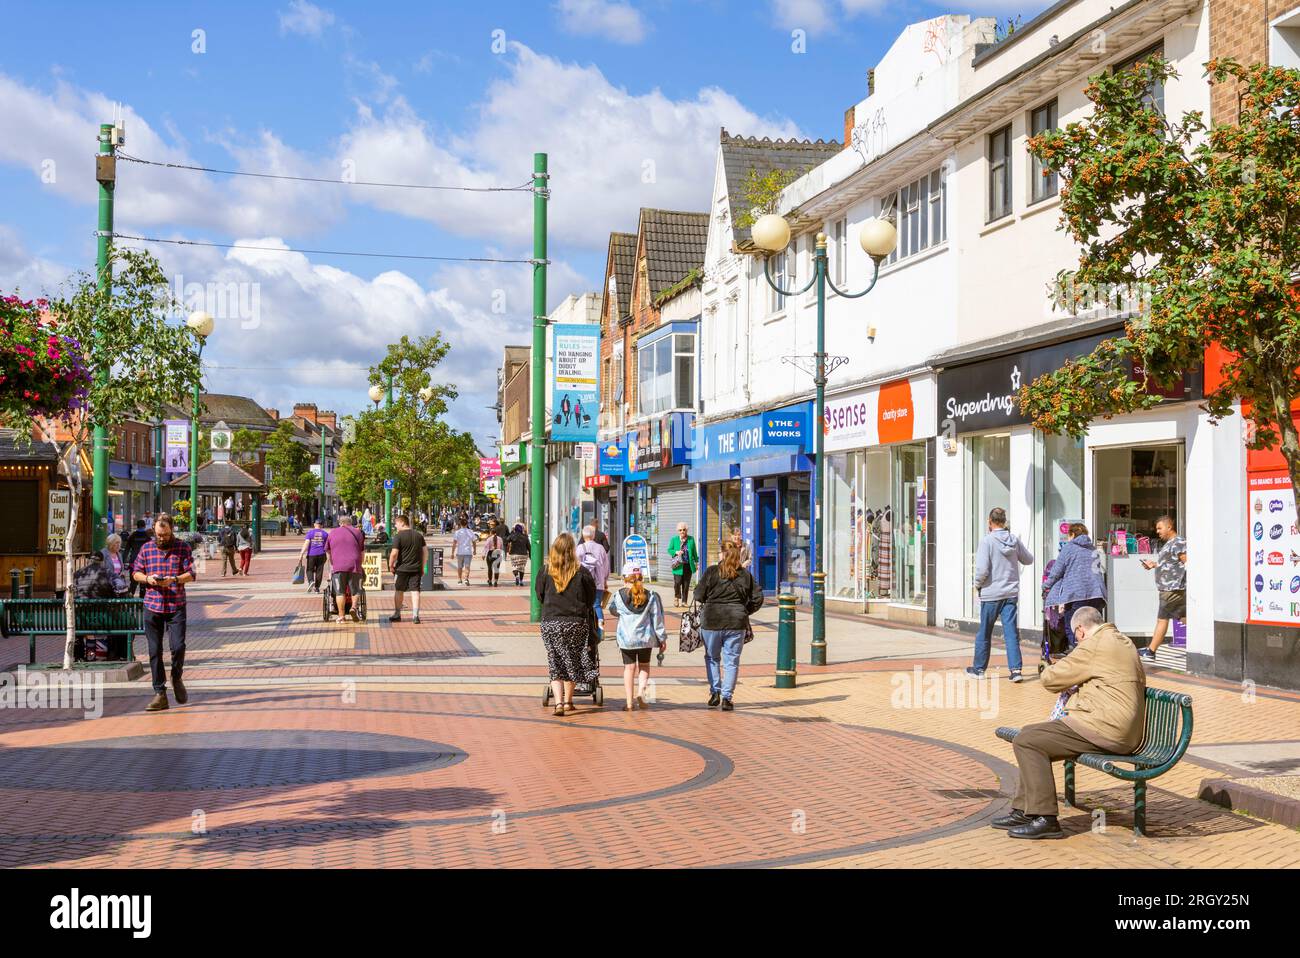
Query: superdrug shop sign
[[937, 332, 1113, 433], [937, 330, 1203, 433]]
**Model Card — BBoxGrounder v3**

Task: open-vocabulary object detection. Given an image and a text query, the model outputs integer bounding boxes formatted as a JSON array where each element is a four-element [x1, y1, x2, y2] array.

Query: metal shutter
[[653, 484, 696, 583]]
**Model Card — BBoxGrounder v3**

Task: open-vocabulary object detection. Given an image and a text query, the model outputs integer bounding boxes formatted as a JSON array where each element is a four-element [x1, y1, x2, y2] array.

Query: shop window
[[884, 167, 947, 266], [1035, 431, 1085, 623], [965, 434, 1012, 618], [1029, 99, 1059, 203], [988, 126, 1013, 222]]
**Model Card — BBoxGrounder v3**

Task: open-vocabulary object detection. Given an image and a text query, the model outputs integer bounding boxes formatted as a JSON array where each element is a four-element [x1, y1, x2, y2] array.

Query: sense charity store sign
[[823, 374, 937, 453]]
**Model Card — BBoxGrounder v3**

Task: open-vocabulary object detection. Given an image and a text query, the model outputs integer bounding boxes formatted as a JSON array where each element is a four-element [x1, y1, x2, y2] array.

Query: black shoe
[[965, 666, 985, 678], [412, 614, 421, 624], [171, 674, 187, 704], [1009, 670, 1023, 683], [388, 613, 402, 623], [721, 698, 734, 711], [991, 809, 1032, 830], [1007, 815, 1065, 840], [707, 692, 721, 708]]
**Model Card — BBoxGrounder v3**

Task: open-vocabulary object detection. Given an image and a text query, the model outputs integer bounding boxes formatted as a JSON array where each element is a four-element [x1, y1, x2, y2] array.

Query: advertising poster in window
[[551, 324, 600, 442], [1248, 472, 1300, 627]]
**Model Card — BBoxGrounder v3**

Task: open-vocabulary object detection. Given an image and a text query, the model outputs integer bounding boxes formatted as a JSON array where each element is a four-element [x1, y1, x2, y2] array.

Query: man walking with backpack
[[220, 524, 239, 576]]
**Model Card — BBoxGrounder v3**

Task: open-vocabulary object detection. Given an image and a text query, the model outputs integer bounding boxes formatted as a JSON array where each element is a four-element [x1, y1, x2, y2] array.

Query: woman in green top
[[667, 522, 699, 609]]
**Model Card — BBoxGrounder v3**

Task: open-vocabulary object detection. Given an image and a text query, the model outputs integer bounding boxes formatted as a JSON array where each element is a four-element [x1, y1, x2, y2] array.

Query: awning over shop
[[739, 454, 813, 479]]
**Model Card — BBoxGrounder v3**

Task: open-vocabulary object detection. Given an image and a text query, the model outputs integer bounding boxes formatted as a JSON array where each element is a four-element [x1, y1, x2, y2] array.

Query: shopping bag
[[291, 562, 305, 585], [678, 601, 703, 653]]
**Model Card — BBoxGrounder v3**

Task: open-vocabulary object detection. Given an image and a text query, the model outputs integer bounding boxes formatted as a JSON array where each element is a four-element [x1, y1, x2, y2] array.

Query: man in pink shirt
[[326, 514, 366, 622]]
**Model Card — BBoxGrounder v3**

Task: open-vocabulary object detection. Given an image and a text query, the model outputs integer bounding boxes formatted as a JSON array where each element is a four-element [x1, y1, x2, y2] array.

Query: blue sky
[[0, 0, 1045, 446]]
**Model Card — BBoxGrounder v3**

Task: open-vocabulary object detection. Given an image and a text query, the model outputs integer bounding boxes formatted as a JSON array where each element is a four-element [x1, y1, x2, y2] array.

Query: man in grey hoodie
[[968, 507, 1034, 681]]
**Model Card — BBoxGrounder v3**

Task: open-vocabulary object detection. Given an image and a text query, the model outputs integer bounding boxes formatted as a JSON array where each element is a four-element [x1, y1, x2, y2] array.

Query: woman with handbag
[[667, 523, 699, 609], [607, 561, 667, 711], [536, 532, 597, 716], [693, 540, 764, 711]]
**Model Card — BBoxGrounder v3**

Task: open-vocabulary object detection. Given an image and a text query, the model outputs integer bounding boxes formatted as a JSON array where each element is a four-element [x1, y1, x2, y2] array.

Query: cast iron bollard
[[9, 569, 19, 600], [810, 570, 827, 666], [22, 568, 34, 599], [776, 592, 797, 689]]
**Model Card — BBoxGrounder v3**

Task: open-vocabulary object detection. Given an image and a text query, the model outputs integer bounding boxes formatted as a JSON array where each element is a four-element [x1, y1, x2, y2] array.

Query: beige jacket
[[1040, 623, 1146, 753]]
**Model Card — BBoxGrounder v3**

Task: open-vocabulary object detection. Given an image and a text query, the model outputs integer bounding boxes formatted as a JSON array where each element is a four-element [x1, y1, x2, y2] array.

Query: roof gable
[[719, 128, 841, 249], [635, 208, 709, 303]]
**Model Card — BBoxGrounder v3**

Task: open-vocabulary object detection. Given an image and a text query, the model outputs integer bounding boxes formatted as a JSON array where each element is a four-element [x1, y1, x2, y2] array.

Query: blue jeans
[[594, 589, 605, 625], [973, 598, 1023, 673], [702, 628, 745, 700]]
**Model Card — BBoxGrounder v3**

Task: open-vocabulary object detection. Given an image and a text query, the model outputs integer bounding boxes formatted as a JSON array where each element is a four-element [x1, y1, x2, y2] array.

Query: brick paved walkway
[[1, 535, 1297, 868]]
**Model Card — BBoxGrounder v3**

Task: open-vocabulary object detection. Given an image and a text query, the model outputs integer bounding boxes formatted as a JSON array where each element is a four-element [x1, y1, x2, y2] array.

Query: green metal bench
[[0, 598, 146, 665], [995, 687, 1194, 836]]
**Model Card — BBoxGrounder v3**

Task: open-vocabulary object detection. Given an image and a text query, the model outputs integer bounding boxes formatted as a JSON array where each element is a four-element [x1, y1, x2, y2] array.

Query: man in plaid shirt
[[131, 513, 196, 712]]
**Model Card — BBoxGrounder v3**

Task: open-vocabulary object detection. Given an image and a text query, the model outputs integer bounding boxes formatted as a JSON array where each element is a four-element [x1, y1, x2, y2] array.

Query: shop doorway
[[965, 433, 1012, 618], [756, 488, 779, 593], [891, 443, 927, 607]]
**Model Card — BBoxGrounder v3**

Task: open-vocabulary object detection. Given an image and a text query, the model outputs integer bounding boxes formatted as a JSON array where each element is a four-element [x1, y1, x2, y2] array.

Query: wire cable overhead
[[105, 232, 537, 265]]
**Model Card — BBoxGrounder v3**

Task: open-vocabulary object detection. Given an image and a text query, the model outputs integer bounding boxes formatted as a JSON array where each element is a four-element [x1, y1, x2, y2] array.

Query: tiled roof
[[604, 232, 637, 323], [0, 430, 58, 463], [638, 209, 709, 300], [161, 393, 278, 430], [167, 459, 266, 492], [719, 128, 841, 249]]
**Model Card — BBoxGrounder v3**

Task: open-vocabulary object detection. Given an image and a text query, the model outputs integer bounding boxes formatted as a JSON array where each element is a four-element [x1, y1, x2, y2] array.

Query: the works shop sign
[[937, 333, 1113, 434]]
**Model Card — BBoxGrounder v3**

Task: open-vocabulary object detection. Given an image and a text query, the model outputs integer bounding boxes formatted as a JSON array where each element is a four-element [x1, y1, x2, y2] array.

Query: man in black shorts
[[388, 514, 426, 624]]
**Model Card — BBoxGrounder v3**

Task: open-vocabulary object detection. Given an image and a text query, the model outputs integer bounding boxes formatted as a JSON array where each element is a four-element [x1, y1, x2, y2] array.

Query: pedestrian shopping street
[[1, 535, 1296, 869]]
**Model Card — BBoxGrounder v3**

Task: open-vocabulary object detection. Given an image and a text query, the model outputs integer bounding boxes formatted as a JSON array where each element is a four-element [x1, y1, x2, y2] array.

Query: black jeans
[[674, 571, 691, 604], [144, 607, 187, 693], [306, 554, 326, 589]]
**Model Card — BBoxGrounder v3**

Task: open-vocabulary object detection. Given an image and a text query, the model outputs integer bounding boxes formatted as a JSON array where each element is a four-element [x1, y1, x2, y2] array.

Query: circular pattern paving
[[3, 730, 466, 792]]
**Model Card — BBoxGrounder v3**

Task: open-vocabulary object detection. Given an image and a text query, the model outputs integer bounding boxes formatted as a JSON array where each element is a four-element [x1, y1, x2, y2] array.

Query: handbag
[[678, 600, 703, 653], [291, 561, 305, 585]]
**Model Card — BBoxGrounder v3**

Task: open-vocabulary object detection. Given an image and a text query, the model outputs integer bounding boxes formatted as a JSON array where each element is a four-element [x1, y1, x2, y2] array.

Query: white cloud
[[0, 224, 69, 297], [279, 1, 335, 38], [338, 43, 800, 248], [772, 0, 831, 32], [554, 0, 648, 44]]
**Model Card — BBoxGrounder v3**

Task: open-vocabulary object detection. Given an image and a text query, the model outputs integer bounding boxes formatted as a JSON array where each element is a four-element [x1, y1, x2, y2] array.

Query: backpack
[[578, 543, 600, 573], [222, 527, 238, 550]]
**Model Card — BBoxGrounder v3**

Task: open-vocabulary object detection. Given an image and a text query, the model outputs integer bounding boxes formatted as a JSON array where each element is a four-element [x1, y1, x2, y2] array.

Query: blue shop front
[[689, 402, 814, 599]]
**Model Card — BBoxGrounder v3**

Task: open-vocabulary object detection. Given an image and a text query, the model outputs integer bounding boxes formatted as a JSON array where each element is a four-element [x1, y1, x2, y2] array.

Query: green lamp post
[[185, 310, 215, 533], [752, 212, 897, 666]]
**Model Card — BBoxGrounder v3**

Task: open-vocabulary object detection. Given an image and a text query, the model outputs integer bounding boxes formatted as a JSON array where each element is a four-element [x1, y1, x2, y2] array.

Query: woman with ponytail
[[607, 562, 667, 711], [694, 540, 764, 710], [536, 532, 597, 716]]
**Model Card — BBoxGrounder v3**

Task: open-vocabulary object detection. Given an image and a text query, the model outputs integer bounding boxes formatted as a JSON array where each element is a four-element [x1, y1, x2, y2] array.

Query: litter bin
[[421, 547, 445, 591]]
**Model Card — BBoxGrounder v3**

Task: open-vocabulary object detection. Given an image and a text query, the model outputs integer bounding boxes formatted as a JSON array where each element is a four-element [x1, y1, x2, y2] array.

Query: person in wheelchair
[[325, 514, 366, 623]]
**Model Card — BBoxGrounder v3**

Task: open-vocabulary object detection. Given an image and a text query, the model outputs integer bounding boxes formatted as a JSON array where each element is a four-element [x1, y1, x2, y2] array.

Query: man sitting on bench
[[995, 606, 1146, 840]]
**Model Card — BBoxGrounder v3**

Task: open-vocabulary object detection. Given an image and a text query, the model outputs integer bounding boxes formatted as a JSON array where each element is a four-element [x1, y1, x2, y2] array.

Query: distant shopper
[[299, 519, 329, 593], [131, 514, 196, 712], [968, 507, 1034, 682], [236, 524, 253, 575], [729, 529, 752, 570], [694, 540, 764, 711], [102, 534, 131, 596], [536, 533, 597, 717], [608, 561, 667, 711], [1043, 522, 1107, 648], [124, 520, 152, 597], [591, 523, 610, 552], [452, 520, 477, 585], [1139, 515, 1187, 660], [483, 525, 505, 587], [576, 525, 610, 631], [220, 523, 239, 576], [388, 514, 426, 624], [506, 523, 531, 586], [326, 514, 366, 623], [667, 522, 699, 609], [995, 606, 1145, 840]]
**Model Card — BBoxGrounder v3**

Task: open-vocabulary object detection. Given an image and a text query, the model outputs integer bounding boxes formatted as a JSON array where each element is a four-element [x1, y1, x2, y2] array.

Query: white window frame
[[988, 125, 1012, 222], [884, 167, 948, 266], [1029, 99, 1059, 204]]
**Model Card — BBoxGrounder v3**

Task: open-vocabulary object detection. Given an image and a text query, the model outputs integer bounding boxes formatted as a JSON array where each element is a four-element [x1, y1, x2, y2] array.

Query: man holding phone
[[131, 514, 196, 712], [1139, 515, 1186, 660]]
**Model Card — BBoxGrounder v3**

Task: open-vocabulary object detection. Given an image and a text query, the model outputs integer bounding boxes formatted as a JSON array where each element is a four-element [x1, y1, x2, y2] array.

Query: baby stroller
[[322, 574, 367, 622], [541, 611, 604, 707], [1039, 559, 1071, 674]]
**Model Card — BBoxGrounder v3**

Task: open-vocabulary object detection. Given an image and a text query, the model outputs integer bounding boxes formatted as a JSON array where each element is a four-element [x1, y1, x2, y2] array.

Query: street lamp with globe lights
[[185, 311, 215, 533], [367, 377, 395, 532], [752, 212, 897, 670]]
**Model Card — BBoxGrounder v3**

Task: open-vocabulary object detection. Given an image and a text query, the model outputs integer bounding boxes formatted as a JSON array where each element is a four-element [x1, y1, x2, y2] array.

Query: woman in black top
[[693, 541, 764, 711], [535, 532, 597, 715], [506, 523, 530, 585]]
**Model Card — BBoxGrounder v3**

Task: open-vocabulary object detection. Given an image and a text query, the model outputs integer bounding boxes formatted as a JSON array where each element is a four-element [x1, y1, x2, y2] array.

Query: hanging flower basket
[[0, 296, 91, 420]]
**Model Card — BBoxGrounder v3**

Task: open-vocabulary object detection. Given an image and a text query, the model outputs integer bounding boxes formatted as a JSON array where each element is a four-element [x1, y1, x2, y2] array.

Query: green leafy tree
[[337, 335, 478, 513], [1022, 57, 1300, 498], [263, 420, 315, 513], [1, 250, 202, 668], [734, 167, 806, 230]]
